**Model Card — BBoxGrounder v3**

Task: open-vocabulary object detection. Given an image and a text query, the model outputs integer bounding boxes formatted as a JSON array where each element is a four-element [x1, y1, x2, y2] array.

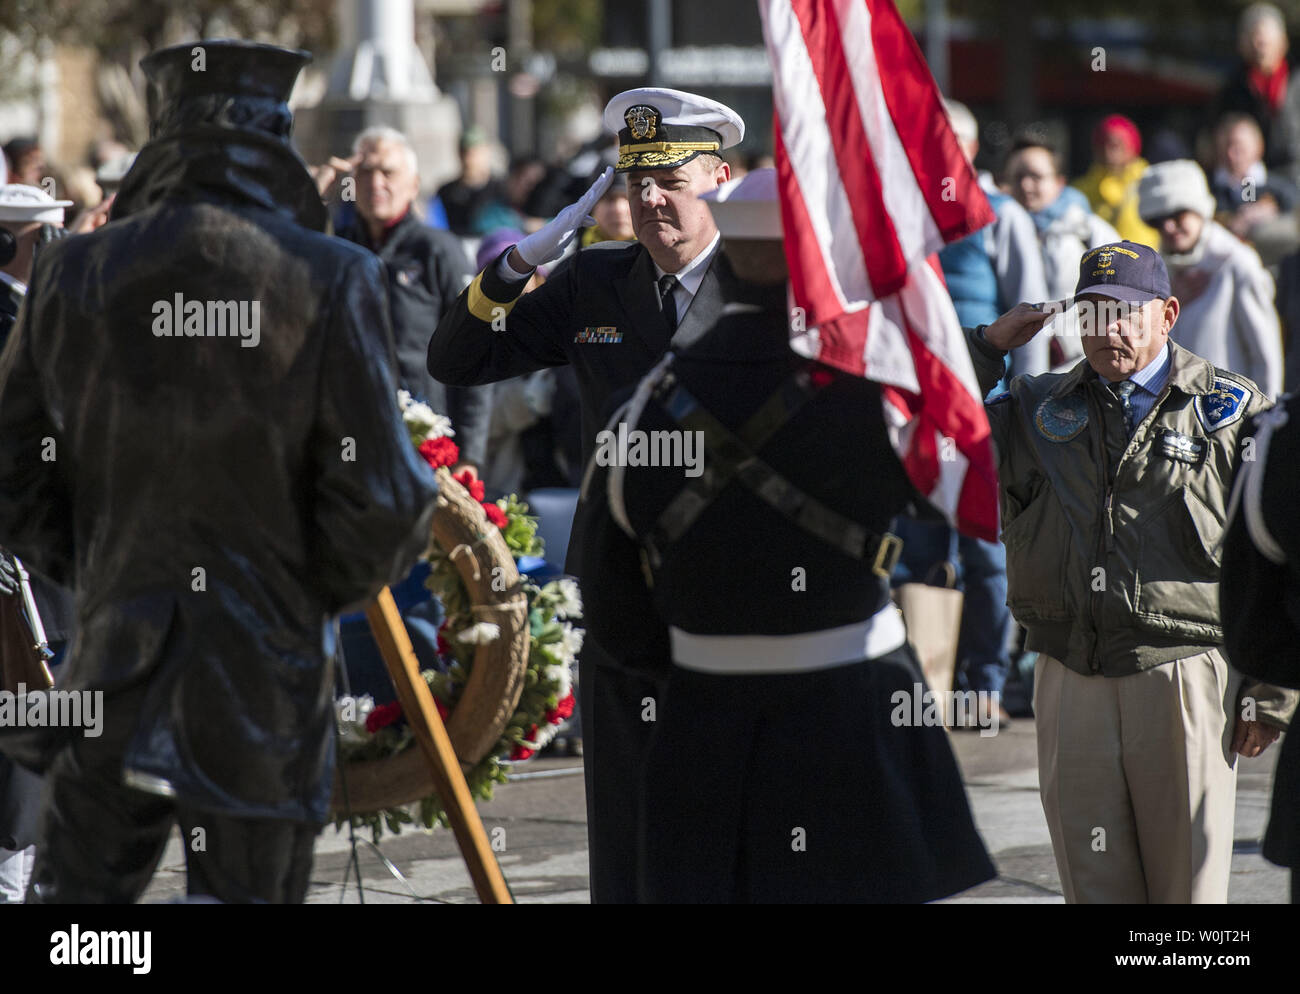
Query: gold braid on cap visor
[[615, 140, 721, 171]]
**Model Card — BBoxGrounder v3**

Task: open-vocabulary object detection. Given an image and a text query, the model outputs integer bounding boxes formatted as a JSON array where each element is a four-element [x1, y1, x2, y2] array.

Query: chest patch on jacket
[[1155, 428, 1207, 466], [1034, 393, 1089, 442], [1195, 379, 1250, 433]]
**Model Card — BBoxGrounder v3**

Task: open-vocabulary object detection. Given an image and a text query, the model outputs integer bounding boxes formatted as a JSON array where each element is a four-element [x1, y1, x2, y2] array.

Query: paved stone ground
[[138, 716, 1289, 903]]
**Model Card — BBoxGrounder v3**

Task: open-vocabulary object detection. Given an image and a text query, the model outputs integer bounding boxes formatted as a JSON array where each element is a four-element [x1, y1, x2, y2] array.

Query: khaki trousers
[[1034, 649, 1241, 903]]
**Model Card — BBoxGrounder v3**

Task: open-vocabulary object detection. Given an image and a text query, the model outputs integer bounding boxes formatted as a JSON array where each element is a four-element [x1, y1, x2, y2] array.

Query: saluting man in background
[[971, 242, 1296, 902]]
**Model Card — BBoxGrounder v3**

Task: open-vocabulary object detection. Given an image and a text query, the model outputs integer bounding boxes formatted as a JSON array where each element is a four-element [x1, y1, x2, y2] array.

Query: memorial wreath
[[331, 391, 581, 840]]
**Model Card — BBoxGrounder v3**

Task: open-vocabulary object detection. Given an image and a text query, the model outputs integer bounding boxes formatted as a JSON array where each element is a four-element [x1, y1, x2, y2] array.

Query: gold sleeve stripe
[[466, 271, 517, 323]]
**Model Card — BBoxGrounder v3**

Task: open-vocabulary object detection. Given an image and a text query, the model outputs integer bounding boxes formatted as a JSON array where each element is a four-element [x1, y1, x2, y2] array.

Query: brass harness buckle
[[871, 532, 904, 578]]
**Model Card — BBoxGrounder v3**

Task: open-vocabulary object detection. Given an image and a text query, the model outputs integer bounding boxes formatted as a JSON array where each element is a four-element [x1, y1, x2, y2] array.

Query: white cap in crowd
[[0, 184, 73, 225], [700, 167, 782, 240], [944, 100, 978, 146], [1138, 159, 1216, 222]]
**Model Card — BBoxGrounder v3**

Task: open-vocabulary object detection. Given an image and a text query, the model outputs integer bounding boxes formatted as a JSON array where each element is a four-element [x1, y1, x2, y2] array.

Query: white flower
[[400, 396, 455, 440], [457, 621, 501, 645], [557, 622, 585, 665], [425, 412, 455, 440], [544, 662, 573, 700], [336, 694, 376, 745], [553, 578, 583, 620]]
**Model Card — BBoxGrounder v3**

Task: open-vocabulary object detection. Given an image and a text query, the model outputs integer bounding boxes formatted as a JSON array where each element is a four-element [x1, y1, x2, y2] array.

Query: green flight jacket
[[968, 331, 1295, 726]]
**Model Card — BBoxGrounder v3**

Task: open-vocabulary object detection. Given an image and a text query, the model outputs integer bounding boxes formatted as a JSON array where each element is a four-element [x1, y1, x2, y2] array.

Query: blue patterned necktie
[[1109, 378, 1137, 435]]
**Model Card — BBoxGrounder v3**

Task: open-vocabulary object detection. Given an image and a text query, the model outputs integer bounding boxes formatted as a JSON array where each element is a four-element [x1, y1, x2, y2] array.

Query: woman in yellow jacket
[[1074, 114, 1160, 248]]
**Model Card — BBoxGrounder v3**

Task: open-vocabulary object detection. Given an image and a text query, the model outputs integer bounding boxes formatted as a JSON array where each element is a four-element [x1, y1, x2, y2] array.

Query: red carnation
[[365, 701, 403, 733], [436, 631, 451, 656], [483, 502, 508, 529], [545, 692, 576, 725], [418, 436, 460, 469], [453, 469, 486, 501], [434, 697, 449, 722]]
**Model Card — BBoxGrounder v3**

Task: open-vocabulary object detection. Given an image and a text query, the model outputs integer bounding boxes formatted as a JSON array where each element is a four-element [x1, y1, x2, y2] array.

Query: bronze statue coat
[[0, 122, 438, 824]]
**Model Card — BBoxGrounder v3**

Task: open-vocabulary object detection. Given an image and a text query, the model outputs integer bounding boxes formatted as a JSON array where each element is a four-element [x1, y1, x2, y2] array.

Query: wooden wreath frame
[[331, 467, 531, 816]]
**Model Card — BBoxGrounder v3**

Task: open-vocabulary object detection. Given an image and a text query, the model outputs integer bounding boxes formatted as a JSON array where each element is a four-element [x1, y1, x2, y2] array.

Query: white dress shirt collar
[[652, 230, 721, 298]]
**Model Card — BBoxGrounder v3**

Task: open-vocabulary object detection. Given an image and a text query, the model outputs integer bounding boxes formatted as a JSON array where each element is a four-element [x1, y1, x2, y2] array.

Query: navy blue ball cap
[[1074, 241, 1172, 303]]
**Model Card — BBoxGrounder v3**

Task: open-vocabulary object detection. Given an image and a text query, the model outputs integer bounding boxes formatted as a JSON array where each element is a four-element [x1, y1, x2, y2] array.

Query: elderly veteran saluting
[[968, 241, 1297, 903], [427, 86, 743, 903]]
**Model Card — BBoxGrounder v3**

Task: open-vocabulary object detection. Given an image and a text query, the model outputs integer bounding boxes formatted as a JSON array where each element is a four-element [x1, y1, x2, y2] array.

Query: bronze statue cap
[[141, 39, 311, 109]]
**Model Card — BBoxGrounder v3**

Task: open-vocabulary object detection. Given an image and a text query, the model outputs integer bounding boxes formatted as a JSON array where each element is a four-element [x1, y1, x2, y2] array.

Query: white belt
[[669, 603, 907, 675]]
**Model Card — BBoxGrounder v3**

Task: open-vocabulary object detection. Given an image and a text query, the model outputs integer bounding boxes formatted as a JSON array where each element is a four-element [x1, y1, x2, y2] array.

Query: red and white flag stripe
[[759, 0, 1000, 541]]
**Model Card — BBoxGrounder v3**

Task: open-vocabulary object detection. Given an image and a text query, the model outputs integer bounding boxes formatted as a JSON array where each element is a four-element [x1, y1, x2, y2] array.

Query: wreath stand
[[358, 585, 514, 904]]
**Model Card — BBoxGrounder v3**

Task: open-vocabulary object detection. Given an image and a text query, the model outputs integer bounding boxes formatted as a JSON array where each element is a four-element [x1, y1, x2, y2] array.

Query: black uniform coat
[[576, 268, 996, 902], [427, 239, 727, 571], [429, 237, 729, 901], [336, 211, 492, 467], [1223, 393, 1300, 867], [0, 281, 75, 644], [0, 126, 438, 824]]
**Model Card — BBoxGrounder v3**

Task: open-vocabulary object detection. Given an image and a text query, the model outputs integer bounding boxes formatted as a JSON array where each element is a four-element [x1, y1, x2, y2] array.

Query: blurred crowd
[[946, 1, 1300, 403]]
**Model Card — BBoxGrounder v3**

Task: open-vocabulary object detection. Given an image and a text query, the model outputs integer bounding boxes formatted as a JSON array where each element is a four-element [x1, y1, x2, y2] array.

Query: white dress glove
[[513, 166, 615, 269]]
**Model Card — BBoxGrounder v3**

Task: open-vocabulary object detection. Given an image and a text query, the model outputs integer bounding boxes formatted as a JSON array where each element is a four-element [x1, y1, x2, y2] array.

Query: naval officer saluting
[[427, 86, 744, 902]]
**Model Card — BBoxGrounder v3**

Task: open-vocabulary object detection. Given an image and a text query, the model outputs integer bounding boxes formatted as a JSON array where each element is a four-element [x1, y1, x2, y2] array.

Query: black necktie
[[658, 274, 679, 336]]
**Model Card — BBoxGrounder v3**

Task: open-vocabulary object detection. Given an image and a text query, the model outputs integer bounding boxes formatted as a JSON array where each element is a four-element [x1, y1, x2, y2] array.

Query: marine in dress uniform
[[428, 87, 745, 902], [972, 242, 1297, 902], [576, 170, 996, 903], [1221, 394, 1300, 902]]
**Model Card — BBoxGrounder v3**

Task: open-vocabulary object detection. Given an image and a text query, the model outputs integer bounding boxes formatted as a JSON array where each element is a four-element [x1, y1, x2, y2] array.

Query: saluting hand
[[1230, 718, 1280, 758], [509, 166, 614, 272], [981, 301, 1065, 352]]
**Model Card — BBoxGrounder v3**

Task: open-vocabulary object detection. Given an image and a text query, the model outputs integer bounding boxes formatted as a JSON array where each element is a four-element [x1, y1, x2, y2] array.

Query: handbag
[[892, 562, 963, 700]]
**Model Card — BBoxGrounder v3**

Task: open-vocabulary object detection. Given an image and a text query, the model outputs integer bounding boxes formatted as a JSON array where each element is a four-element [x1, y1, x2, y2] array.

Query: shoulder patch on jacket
[[1034, 393, 1088, 442], [1195, 377, 1252, 433]]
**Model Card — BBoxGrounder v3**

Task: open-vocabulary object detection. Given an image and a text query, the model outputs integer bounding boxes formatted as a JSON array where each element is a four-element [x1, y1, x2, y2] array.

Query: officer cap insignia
[[1194, 378, 1251, 432], [1034, 393, 1089, 442], [625, 104, 659, 141]]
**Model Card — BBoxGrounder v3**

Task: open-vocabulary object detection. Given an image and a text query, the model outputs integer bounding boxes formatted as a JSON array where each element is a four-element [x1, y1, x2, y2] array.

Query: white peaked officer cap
[[0, 184, 74, 224], [700, 167, 782, 240], [604, 87, 745, 172]]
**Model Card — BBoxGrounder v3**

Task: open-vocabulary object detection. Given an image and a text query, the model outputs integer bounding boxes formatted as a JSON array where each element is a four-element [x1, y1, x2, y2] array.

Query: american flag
[[758, 0, 1000, 541]]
